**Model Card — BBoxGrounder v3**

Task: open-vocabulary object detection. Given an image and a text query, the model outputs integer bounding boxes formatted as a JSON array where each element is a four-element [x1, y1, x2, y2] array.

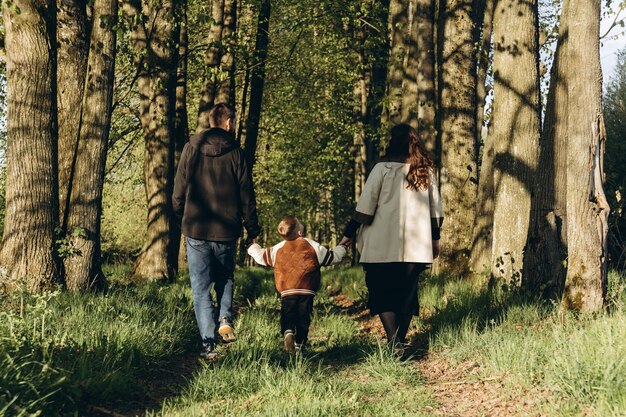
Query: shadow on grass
[[405, 272, 546, 361]]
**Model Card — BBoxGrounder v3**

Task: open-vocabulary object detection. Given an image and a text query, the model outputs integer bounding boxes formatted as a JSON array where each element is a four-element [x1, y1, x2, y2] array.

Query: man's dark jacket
[[173, 128, 261, 241]]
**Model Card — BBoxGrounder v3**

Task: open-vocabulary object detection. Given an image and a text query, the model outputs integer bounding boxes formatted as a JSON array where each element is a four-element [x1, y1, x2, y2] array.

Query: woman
[[340, 124, 443, 350]]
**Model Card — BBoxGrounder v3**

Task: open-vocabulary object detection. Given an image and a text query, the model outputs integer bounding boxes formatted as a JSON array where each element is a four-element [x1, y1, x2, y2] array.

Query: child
[[247, 215, 349, 353]]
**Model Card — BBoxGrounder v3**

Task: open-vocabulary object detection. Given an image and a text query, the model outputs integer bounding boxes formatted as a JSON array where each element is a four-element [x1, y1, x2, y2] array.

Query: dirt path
[[332, 294, 552, 417], [87, 352, 201, 417], [417, 356, 552, 417], [92, 292, 550, 417]]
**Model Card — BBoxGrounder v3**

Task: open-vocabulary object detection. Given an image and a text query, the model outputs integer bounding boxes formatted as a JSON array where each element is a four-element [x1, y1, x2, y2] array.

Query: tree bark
[[174, 0, 189, 270], [561, 0, 609, 312], [126, 0, 180, 282], [215, 0, 237, 105], [0, 0, 61, 291], [523, 0, 569, 295], [175, 1, 189, 154], [196, 0, 224, 132], [416, 0, 436, 154], [57, 0, 88, 226], [196, 0, 237, 132], [474, 0, 494, 137], [469, 0, 495, 273], [244, 0, 270, 171], [63, 0, 117, 291], [353, 25, 370, 202], [490, 0, 541, 284], [400, 0, 419, 128], [384, 0, 410, 127], [437, 0, 479, 274]]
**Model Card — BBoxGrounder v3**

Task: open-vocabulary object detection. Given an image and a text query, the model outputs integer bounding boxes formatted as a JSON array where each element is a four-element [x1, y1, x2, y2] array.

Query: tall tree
[[174, 0, 189, 269], [196, 0, 237, 132], [175, 0, 190, 154], [353, 23, 370, 202], [469, 0, 495, 273], [415, 0, 436, 154], [62, 0, 118, 290], [125, 0, 180, 281], [561, 0, 609, 312], [244, 0, 270, 171], [437, 0, 479, 274], [400, 0, 419, 127], [352, 0, 389, 201], [474, 0, 494, 138], [57, 0, 88, 226], [384, 0, 418, 128], [0, 0, 61, 291], [490, 0, 541, 283], [523, 0, 570, 294]]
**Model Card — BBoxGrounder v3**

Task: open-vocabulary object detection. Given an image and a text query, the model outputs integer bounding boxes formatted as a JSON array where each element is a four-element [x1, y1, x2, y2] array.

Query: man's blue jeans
[[186, 237, 236, 344]]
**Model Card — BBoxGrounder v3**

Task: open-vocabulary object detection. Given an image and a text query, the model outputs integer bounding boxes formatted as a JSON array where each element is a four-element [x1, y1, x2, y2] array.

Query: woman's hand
[[339, 236, 352, 247], [432, 240, 440, 259]]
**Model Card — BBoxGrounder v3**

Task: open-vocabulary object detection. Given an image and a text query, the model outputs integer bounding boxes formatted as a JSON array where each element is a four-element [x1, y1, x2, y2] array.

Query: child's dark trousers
[[280, 294, 314, 345]]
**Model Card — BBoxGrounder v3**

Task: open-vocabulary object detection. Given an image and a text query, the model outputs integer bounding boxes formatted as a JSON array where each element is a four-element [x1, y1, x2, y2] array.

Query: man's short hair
[[278, 215, 299, 241], [209, 103, 235, 128]]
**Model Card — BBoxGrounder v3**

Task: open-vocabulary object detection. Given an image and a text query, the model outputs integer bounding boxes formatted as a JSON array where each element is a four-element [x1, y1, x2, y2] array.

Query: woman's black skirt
[[363, 262, 428, 316]]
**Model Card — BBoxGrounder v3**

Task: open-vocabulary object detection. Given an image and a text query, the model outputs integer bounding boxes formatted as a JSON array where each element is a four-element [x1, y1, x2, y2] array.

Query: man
[[173, 103, 260, 360]]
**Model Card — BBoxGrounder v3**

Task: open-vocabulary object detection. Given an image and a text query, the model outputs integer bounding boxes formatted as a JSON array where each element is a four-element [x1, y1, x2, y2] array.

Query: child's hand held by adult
[[339, 236, 352, 247]]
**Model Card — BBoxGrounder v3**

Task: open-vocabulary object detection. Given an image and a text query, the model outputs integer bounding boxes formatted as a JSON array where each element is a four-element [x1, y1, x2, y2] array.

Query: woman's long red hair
[[387, 124, 434, 191]]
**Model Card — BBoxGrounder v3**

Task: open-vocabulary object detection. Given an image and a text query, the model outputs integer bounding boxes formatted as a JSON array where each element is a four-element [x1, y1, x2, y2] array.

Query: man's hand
[[339, 236, 352, 247], [245, 236, 259, 248], [432, 240, 441, 259]]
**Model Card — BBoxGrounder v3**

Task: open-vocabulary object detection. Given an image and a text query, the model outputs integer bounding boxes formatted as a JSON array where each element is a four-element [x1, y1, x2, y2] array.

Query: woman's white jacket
[[355, 162, 443, 263]]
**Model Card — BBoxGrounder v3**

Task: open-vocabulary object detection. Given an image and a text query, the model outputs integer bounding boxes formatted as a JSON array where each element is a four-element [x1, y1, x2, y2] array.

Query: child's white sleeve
[[305, 238, 348, 266], [247, 243, 274, 267]]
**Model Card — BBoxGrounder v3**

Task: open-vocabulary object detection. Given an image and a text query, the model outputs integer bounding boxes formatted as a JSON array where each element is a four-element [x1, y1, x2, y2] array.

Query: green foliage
[[55, 227, 87, 258], [605, 48, 626, 269]]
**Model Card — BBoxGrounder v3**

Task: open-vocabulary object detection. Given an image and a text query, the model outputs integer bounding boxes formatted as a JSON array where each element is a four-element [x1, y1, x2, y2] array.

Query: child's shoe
[[294, 342, 305, 355], [284, 330, 296, 354]]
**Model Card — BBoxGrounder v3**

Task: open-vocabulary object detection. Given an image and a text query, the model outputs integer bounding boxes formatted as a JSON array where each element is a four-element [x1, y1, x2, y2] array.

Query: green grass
[[0, 266, 625, 416], [418, 270, 626, 417]]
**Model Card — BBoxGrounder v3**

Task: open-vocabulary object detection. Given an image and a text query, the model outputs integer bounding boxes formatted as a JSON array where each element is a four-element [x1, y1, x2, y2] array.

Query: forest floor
[[1, 267, 625, 416]]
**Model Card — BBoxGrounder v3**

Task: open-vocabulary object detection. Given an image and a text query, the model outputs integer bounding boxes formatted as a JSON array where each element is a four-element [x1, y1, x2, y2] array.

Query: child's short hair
[[278, 215, 299, 241]]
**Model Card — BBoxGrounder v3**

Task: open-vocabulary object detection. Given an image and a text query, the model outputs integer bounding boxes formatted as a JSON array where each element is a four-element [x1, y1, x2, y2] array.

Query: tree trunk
[[523, 0, 569, 295], [384, 0, 409, 127], [470, 125, 494, 273], [175, 1, 189, 154], [57, 0, 88, 226], [215, 0, 237, 105], [561, 0, 609, 312], [416, 0, 436, 154], [437, 0, 479, 274], [63, 0, 118, 291], [474, 0, 494, 137], [236, 60, 251, 143], [400, 0, 419, 128], [244, 0, 270, 171], [174, 0, 189, 270], [127, 0, 180, 282], [469, 0, 495, 273], [0, 0, 61, 291], [490, 0, 541, 284], [353, 27, 370, 202], [196, 0, 237, 132]]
